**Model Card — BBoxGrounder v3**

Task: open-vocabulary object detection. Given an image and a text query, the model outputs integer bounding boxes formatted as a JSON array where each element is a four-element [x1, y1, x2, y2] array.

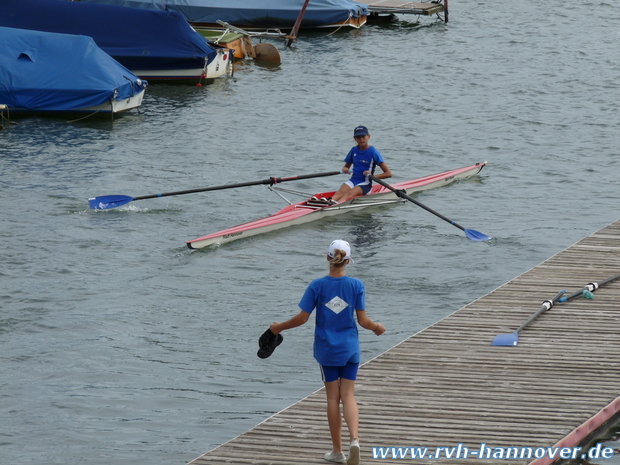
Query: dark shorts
[[320, 361, 359, 383], [344, 180, 372, 195]]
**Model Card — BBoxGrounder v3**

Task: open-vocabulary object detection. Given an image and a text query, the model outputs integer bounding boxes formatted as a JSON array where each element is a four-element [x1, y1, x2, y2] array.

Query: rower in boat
[[86, 162, 490, 247], [331, 125, 392, 203]]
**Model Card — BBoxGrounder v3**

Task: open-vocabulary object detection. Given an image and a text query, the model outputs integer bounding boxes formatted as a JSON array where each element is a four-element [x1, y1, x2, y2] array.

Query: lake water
[[2, 1, 620, 464]]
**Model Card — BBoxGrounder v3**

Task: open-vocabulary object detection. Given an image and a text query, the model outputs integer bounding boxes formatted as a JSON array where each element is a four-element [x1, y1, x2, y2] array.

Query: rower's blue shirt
[[299, 275, 365, 366], [344, 145, 385, 185]]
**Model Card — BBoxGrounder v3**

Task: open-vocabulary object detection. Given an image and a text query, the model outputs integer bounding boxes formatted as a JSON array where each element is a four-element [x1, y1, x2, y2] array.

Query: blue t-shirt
[[344, 146, 385, 185], [299, 275, 365, 366]]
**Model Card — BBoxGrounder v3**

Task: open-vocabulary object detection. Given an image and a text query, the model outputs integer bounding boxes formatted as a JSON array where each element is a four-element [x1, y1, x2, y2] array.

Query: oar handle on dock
[[558, 274, 620, 302]]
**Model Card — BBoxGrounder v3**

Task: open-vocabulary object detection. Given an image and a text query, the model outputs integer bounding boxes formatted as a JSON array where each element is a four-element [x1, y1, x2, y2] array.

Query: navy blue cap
[[353, 125, 369, 136]]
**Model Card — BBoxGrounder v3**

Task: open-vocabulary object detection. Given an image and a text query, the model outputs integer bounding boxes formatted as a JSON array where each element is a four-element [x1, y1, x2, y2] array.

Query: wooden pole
[[444, 0, 449, 22], [286, 0, 311, 47]]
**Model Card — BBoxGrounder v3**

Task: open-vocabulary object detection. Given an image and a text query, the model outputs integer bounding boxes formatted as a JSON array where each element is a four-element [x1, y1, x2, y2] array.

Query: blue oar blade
[[88, 195, 135, 210], [465, 229, 492, 241], [491, 331, 519, 346]]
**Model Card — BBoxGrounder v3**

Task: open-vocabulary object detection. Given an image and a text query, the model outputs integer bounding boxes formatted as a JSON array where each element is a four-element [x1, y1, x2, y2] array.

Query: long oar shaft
[[491, 290, 565, 346], [132, 171, 342, 201], [368, 174, 491, 241], [515, 291, 566, 333], [369, 175, 466, 228], [89, 171, 342, 209]]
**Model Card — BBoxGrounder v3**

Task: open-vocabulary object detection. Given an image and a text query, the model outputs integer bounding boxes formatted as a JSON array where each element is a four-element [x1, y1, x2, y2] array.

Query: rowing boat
[[186, 162, 487, 249]]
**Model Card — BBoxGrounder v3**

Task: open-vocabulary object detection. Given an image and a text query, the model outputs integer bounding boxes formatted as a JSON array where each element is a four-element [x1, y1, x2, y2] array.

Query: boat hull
[[205, 48, 234, 79], [74, 0, 370, 31], [83, 89, 146, 114], [133, 46, 232, 80], [7, 88, 146, 116], [189, 15, 367, 31], [186, 162, 487, 249]]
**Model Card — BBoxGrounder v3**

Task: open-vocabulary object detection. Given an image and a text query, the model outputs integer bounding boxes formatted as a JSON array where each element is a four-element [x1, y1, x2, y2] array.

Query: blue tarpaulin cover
[[75, 0, 369, 29], [0, 0, 217, 73], [0, 26, 146, 112]]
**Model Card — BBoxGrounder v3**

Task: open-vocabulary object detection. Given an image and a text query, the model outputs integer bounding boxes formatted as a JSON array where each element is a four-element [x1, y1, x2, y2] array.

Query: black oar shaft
[[559, 273, 620, 302], [515, 291, 565, 333], [369, 175, 467, 231], [131, 171, 342, 201]]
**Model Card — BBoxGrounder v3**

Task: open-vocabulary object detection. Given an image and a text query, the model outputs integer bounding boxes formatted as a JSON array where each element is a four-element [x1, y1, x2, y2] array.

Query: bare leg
[[339, 378, 359, 441], [324, 380, 343, 453], [332, 185, 363, 202], [331, 184, 351, 202], [324, 379, 359, 449]]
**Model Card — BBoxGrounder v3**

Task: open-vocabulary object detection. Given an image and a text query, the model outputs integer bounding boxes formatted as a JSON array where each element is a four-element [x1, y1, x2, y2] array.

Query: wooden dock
[[356, 0, 447, 19], [188, 219, 620, 465]]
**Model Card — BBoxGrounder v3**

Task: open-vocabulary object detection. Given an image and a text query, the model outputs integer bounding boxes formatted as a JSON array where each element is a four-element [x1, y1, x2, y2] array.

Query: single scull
[[186, 162, 487, 249]]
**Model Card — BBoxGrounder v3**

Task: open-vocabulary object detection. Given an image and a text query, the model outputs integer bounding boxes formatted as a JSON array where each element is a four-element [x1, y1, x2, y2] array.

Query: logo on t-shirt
[[326, 296, 349, 314]]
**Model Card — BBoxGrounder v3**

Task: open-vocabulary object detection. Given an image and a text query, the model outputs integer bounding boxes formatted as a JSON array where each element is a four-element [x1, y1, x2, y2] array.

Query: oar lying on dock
[[368, 175, 491, 241], [492, 274, 620, 346], [491, 291, 566, 346], [88, 170, 342, 210], [558, 274, 620, 302]]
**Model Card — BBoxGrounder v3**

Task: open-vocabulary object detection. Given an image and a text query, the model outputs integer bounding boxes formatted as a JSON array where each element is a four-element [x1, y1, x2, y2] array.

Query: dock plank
[[189, 220, 620, 465]]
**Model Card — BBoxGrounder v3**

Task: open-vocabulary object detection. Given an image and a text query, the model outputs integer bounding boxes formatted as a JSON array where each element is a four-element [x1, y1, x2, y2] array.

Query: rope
[[67, 88, 119, 122], [65, 103, 108, 123], [326, 12, 354, 37]]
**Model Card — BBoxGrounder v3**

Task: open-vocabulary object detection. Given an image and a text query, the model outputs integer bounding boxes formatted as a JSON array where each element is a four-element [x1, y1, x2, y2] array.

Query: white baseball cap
[[328, 239, 353, 263]]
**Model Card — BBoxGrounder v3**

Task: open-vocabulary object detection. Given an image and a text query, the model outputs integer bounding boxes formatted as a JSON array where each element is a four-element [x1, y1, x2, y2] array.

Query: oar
[[88, 170, 342, 210], [491, 290, 566, 346], [368, 175, 491, 241], [558, 274, 620, 302], [285, 0, 310, 47]]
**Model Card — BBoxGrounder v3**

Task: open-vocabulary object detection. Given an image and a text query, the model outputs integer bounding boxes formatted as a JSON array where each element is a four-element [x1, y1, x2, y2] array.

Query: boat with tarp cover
[[0, 26, 146, 115], [186, 162, 487, 249], [0, 0, 232, 82], [74, 0, 368, 30]]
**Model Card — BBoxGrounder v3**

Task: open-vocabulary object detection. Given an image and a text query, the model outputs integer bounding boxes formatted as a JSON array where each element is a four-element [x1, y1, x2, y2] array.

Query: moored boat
[[0, 26, 146, 115], [186, 162, 487, 249], [75, 0, 368, 30], [0, 0, 232, 82]]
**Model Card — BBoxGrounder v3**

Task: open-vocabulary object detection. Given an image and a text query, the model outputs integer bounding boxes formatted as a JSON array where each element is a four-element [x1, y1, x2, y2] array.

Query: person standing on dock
[[330, 125, 392, 203], [270, 239, 386, 465]]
